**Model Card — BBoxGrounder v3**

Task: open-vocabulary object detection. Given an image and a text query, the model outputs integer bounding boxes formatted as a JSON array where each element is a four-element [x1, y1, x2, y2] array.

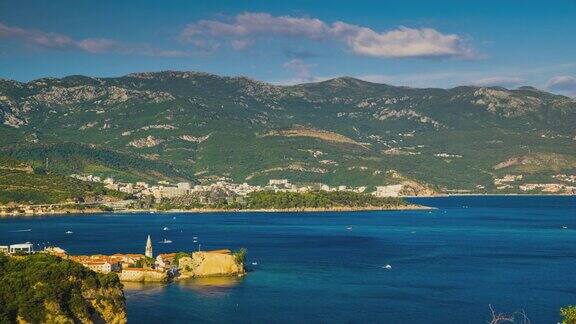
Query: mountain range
[[1, 71, 575, 194]]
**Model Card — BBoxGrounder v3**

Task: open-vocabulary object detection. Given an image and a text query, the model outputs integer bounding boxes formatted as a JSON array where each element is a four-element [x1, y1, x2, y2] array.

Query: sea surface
[[1, 196, 575, 323]]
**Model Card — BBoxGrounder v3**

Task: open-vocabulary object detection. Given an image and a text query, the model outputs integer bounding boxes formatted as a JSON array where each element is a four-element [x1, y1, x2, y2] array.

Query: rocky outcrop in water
[[178, 250, 245, 278]]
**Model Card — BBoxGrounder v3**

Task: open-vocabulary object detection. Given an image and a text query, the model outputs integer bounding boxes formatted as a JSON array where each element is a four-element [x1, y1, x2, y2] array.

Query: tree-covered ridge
[[1, 71, 575, 193], [159, 190, 409, 210], [245, 190, 407, 209], [0, 254, 126, 323]]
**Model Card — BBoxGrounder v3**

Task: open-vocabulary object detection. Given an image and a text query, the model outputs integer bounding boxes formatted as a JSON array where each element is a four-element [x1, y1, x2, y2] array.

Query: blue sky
[[1, 0, 575, 95]]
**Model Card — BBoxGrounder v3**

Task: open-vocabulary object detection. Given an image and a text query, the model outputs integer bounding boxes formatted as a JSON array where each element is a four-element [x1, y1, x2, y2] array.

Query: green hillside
[[1, 71, 575, 194], [0, 157, 126, 204], [0, 253, 126, 323]]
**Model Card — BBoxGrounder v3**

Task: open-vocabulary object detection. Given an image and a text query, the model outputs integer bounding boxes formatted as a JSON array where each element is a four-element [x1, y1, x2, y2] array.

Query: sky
[[1, 0, 576, 95]]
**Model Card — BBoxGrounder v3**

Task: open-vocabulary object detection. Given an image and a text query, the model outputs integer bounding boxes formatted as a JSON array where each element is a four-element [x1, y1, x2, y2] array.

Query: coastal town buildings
[[68, 172, 576, 200], [155, 253, 177, 269], [374, 185, 403, 197], [0, 243, 34, 254]]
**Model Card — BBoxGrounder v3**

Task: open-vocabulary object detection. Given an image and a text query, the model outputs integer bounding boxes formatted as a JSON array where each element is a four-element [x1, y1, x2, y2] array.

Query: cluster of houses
[[0, 242, 34, 255], [1, 236, 173, 281], [519, 183, 576, 194], [1, 234, 244, 281], [493, 174, 576, 194], [64, 235, 173, 281], [70, 174, 402, 202]]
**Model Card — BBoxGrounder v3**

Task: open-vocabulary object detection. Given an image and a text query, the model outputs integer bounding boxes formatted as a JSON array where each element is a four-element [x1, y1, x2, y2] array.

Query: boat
[[346, 226, 353, 230], [383, 264, 392, 270], [193, 240, 198, 243], [159, 239, 173, 244], [65, 230, 73, 234], [562, 225, 568, 229], [163, 227, 169, 231], [150, 211, 155, 214], [251, 262, 258, 265], [193, 236, 198, 240]]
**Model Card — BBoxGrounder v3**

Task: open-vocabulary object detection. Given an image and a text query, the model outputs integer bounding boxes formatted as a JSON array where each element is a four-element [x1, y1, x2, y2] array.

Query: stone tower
[[145, 235, 153, 258]]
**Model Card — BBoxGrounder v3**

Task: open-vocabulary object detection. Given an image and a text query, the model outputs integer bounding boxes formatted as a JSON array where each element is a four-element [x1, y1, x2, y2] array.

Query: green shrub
[[561, 306, 576, 324], [233, 248, 247, 265]]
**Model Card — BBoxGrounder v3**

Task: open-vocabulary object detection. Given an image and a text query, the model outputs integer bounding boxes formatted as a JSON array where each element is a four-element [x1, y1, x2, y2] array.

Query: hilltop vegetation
[[0, 157, 126, 204], [1, 71, 575, 194], [0, 254, 126, 323], [158, 190, 409, 210], [245, 190, 407, 209]]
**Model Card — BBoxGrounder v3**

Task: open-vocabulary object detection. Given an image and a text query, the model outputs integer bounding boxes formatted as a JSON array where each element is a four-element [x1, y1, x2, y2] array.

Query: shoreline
[[1, 204, 431, 217], [2, 193, 574, 217], [151, 204, 433, 214]]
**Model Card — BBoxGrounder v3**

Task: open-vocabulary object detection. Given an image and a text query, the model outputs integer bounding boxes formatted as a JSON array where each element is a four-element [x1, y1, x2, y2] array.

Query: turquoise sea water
[[1, 196, 575, 323]]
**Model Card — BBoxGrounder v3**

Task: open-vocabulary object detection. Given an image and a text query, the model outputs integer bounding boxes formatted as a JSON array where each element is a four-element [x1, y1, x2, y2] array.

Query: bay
[[1, 196, 575, 323]]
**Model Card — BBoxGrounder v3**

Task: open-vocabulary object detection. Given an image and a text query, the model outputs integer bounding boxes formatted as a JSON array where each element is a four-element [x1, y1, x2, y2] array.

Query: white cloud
[[546, 75, 576, 95], [181, 12, 475, 59], [0, 22, 74, 49], [230, 39, 254, 50], [0, 22, 190, 57], [282, 59, 317, 84]]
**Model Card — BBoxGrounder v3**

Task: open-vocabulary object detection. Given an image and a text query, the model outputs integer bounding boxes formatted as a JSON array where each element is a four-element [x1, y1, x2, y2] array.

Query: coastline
[[3, 194, 574, 217], [0, 204, 431, 217], [407, 193, 576, 197], [152, 204, 433, 213], [0, 208, 106, 217]]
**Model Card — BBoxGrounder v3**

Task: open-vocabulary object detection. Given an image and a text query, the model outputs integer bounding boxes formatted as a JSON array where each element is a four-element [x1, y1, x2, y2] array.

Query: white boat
[[193, 236, 198, 240], [150, 211, 155, 214], [562, 225, 568, 229], [383, 264, 392, 270], [346, 226, 353, 230], [251, 262, 258, 265], [193, 240, 198, 243], [159, 239, 173, 244], [163, 227, 169, 231], [65, 230, 73, 234]]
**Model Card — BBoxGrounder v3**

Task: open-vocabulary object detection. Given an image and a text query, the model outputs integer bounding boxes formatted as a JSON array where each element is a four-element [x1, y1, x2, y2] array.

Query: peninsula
[[0, 236, 245, 323], [39, 235, 246, 282], [1, 178, 428, 215]]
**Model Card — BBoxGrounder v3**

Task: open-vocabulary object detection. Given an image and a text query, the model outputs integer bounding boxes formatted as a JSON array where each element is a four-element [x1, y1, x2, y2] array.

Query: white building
[[9, 243, 34, 254], [177, 182, 191, 190], [153, 186, 189, 199], [374, 185, 403, 197], [269, 179, 289, 186]]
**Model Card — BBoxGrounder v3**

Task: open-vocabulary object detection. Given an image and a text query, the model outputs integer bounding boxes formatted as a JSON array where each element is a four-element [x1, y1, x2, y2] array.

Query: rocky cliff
[[178, 250, 245, 278], [0, 254, 127, 324]]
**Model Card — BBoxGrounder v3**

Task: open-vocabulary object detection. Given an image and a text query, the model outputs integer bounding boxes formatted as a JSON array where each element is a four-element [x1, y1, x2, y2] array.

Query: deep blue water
[[1, 196, 575, 323]]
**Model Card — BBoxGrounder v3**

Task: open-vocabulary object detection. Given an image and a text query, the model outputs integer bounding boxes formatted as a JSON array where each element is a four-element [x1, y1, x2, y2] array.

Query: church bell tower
[[145, 235, 153, 258]]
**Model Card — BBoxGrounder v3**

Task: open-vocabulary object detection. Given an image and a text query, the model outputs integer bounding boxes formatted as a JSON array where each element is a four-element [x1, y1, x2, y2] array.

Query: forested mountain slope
[[1, 71, 575, 193]]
